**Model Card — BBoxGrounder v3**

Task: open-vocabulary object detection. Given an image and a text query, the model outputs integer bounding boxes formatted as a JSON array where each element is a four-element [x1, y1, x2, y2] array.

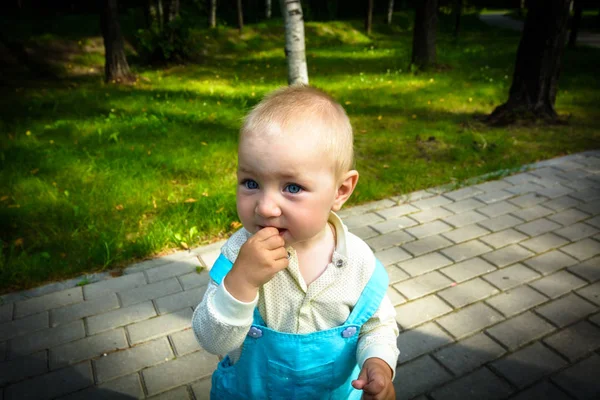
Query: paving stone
[[349, 225, 379, 240], [524, 250, 579, 275], [149, 386, 191, 400], [542, 195, 583, 211], [536, 293, 598, 328], [393, 272, 453, 300], [430, 367, 513, 400], [4, 361, 93, 400], [551, 354, 600, 400], [561, 238, 600, 261], [510, 205, 554, 222], [474, 179, 514, 193], [370, 216, 419, 234], [411, 207, 454, 224], [0, 351, 47, 386], [402, 235, 452, 257], [366, 230, 415, 251], [482, 244, 534, 268], [433, 333, 506, 376], [178, 271, 211, 291], [155, 286, 207, 315], [483, 263, 541, 291], [442, 224, 490, 244], [394, 295, 453, 329], [60, 373, 144, 400], [554, 222, 600, 241], [437, 278, 500, 308], [49, 328, 129, 370], [375, 204, 420, 219], [569, 256, 600, 282], [443, 186, 483, 201], [142, 349, 219, 396], [440, 257, 496, 283], [170, 329, 201, 356], [536, 185, 574, 199], [373, 247, 412, 266], [86, 301, 156, 335], [412, 195, 453, 210], [505, 182, 547, 195], [343, 212, 384, 229], [396, 322, 454, 364], [440, 240, 492, 263], [476, 201, 520, 218], [386, 266, 410, 284], [436, 302, 504, 339], [491, 342, 567, 388], [94, 337, 173, 383], [486, 312, 555, 350], [515, 218, 562, 237], [548, 208, 591, 226], [338, 199, 397, 217], [476, 189, 514, 204], [196, 248, 221, 269], [520, 233, 569, 253], [127, 308, 194, 345], [397, 252, 453, 277], [145, 258, 202, 284], [395, 189, 435, 203], [191, 378, 211, 400], [478, 214, 524, 232], [50, 294, 119, 328], [578, 201, 600, 217], [119, 278, 182, 308], [577, 282, 600, 306], [0, 311, 48, 342], [508, 193, 549, 208], [503, 172, 537, 186], [14, 287, 83, 319], [486, 285, 548, 317], [0, 304, 12, 324], [544, 321, 600, 362], [0, 341, 6, 362], [442, 210, 487, 228], [509, 380, 572, 400], [83, 273, 147, 300], [9, 320, 84, 358], [405, 220, 454, 239], [479, 228, 528, 249], [393, 356, 452, 400], [442, 198, 485, 214], [529, 270, 588, 298], [570, 188, 600, 202], [387, 287, 407, 306]]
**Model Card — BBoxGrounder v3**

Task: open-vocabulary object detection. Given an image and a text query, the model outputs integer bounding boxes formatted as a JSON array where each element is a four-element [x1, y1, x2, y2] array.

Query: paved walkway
[[480, 12, 600, 49], [1, 151, 600, 399]]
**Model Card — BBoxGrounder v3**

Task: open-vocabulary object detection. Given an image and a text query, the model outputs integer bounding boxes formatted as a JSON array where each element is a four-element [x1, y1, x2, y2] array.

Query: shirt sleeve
[[356, 293, 400, 380], [192, 278, 258, 356]]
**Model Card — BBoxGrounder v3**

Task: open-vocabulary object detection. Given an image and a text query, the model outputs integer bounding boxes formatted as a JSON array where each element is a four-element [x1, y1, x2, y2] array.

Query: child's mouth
[[259, 226, 286, 235]]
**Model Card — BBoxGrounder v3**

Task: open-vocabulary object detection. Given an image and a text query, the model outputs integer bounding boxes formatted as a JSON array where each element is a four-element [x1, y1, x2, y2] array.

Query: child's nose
[[255, 193, 282, 218]]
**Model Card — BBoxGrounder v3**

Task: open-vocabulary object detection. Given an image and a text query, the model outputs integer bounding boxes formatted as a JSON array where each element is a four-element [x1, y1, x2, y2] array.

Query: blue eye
[[244, 180, 259, 189], [285, 184, 302, 194]]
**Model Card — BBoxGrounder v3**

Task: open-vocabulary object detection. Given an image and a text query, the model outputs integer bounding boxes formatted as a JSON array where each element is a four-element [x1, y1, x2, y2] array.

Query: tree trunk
[[209, 0, 217, 28], [518, 0, 525, 16], [163, 0, 179, 25], [237, 0, 244, 32], [145, 0, 159, 28], [411, 0, 437, 70], [101, 0, 133, 83], [156, 0, 164, 30], [365, 0, 374, 34], [487, 0, 570, 124], [453, 0, 462, 37], [280, 0, 308, 85], [387, 0, 394, 25], [568, 0, 583, 48], [266, 0, 272, 19]]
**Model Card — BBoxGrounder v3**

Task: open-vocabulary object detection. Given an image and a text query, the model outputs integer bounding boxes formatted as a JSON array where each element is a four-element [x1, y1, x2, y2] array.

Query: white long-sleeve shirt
[[192, 212, 399, 375]]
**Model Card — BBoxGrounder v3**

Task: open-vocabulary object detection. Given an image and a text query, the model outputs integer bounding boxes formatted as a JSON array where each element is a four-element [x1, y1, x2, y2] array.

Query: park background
[[1, 0, 599, 294]]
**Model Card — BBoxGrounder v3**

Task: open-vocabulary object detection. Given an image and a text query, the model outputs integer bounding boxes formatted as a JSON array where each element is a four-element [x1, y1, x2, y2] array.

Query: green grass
[[1, 12, 599, 293]]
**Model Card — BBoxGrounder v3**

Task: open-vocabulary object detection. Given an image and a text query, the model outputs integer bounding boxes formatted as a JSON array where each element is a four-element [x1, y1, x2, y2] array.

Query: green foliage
[[136, 17, 196, 63]]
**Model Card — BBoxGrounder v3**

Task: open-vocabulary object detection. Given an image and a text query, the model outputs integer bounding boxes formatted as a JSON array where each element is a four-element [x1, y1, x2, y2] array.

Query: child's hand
[[351, 357, 395, 400], [224, 227, 289, 302]]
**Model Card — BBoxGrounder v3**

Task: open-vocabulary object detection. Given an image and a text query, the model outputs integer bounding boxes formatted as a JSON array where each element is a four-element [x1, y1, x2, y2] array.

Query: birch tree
[[387, 0, 395, 25], [209, 0, 217, 28], [266, 0, 272, 19], [365, 0, 374, 35], [280, 0, 308, 85]]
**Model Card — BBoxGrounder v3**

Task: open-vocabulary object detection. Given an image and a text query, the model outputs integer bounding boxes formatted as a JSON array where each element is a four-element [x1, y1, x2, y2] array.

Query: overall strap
[[345, 258, 389, 326], [209, 253, 234, 285]]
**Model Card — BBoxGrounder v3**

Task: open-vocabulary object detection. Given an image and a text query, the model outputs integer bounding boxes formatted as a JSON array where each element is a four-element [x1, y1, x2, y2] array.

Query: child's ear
[[332, 170, 359, 212]]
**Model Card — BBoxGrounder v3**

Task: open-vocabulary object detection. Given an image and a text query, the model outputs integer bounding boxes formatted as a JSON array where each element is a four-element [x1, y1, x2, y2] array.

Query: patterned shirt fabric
[[192, 212, 399, 375]]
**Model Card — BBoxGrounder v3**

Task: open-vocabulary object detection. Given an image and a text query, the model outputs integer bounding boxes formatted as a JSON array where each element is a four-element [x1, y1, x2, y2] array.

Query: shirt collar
[[329, 211, 348, 268]]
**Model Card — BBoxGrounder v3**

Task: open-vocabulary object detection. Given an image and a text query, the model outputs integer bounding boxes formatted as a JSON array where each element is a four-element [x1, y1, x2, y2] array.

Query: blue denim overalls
[[208, 253, 389, 400]]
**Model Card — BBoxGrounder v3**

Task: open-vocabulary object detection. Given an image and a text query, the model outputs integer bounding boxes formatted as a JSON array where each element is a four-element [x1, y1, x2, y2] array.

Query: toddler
[[193, 85, 399, 399]]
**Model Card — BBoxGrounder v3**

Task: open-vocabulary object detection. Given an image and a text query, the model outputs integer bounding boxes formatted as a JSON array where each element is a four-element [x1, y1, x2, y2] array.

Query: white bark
[[280, 0, 309, 85], [266, 0, 272, 19], [209, 0, 217, 28], [387, 0, 395, 25]]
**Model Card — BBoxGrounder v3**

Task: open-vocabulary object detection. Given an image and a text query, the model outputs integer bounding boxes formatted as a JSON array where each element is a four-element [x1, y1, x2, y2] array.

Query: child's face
[[236, 126, 339, 248]]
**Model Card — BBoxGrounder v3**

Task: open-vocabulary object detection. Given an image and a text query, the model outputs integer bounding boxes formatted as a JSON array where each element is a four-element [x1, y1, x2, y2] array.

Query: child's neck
[[294, 223, 336, 286]]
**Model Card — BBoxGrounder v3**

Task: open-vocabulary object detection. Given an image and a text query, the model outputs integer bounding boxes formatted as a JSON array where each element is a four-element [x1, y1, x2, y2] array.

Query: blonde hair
[[240, 85, 354, 179]]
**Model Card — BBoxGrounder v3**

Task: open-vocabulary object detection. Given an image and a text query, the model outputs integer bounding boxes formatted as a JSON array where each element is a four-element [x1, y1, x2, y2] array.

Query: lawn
[[1, 11, 599, 293]]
